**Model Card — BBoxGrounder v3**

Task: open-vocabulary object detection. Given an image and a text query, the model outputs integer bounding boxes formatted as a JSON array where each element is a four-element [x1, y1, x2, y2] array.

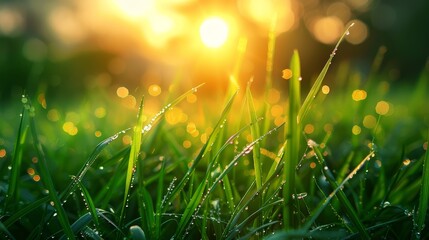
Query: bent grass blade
[[298, 22, 355, 124]]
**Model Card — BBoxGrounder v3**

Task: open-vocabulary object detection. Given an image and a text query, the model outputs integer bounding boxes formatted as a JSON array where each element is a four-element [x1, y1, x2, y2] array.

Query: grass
[[1, 25, 429, 239]]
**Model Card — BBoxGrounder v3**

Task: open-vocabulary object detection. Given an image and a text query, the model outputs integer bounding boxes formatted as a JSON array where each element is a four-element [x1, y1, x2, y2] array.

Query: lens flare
[[199, 17, 229, 48]]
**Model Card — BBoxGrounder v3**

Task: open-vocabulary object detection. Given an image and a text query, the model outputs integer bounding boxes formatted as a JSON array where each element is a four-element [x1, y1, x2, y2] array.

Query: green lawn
[[1, 26, 428, 240]]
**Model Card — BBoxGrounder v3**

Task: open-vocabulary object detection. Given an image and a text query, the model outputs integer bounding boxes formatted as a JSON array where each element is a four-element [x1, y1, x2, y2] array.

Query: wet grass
[[1, 27, 429, 239]]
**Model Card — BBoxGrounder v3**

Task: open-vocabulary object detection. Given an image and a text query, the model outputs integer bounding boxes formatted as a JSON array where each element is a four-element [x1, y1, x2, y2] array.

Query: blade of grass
[[303, 146, 375, 233], [137, 186, 154, 239], [246, 80, 262, 190], [413, 131, 429, 239], [60, 128, 131, 200], [226, 200, 283, 240], [154, 159, 166, 239], [283, 49, 301, 229], [4, 105, 28, 211], [75, 177, 100, 228], [24, 96, 75, 239], [174, 176, 207, 238], [119, 97, 145, 228], [0, 220, 15, 240], [310, 141, 370, 239], [237, 221, 280, 240], [298, 23, 355, 124], [2, 196, 49, 227]]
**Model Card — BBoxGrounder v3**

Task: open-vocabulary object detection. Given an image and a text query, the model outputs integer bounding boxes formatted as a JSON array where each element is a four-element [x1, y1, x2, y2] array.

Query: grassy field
[[1, 26, 429, 239]]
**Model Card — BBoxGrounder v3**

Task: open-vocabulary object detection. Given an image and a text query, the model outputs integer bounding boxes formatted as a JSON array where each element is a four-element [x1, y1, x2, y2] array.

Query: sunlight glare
[[200, 17, 229, 48]]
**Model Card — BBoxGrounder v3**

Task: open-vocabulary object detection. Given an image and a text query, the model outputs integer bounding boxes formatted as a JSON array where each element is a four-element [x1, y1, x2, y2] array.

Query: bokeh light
[[352, 89, 367, 101], [148, 84, 162, 97], [0, 148, 6, 158], [312, 16, 344, 44], [363, 114, 377, 128], [352, 125, 361, 135], [345, 20, 368, 45], [0, 7, 24, 36], [321, 85, 330, 95], [375, 101, 390, 115], [117, 87, 129, 98]]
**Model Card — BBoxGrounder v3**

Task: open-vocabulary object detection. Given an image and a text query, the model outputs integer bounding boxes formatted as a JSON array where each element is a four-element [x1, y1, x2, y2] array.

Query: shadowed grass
[[414, 130, 429, 239]]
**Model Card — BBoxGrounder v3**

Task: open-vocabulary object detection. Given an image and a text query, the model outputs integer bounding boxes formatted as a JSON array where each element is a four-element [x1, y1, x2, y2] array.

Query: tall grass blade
[[298, 23, 354, 123], [154, 159, 166, 239], [413, 131, 429, 239], [5, 106, 28, 211], [24, 96, 75, 239], [119, 97, 145, 228], [246, 80, 262, 189], [283, 50, 301, 229]]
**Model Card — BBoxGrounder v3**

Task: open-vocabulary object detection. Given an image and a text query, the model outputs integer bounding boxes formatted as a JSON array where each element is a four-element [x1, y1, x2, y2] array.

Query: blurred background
[[0, 0, 428, 102]]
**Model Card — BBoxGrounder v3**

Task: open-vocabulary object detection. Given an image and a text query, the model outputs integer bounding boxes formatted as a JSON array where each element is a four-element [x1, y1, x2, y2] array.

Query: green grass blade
[[311, 142, 370, 239], [137, 186, 155, 239], [246, 81, 262, 190], [283, 49, 301, 229], [2, 196, 49, 227], [63, 212, 92, 238], [5, 106, 28, 211], [75, 178, 100, 228], [237, 221, 280, 240], [298, 23, 355, 123], [174, 177, 207, 238], [207, 123, 284, 205], [23, 96, 75, 239], [119, 97, 145, 228], [60, 128, 131, 200], [226, 200, 283, 240], [414, 131, 429, 238], [0, 220, 15, 240], [303, 143, 374, 233], [154, 160, 165, 239]]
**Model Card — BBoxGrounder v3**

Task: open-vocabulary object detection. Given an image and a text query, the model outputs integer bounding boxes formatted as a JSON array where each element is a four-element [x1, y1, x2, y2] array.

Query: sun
[[199, 17, 229, 48]]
